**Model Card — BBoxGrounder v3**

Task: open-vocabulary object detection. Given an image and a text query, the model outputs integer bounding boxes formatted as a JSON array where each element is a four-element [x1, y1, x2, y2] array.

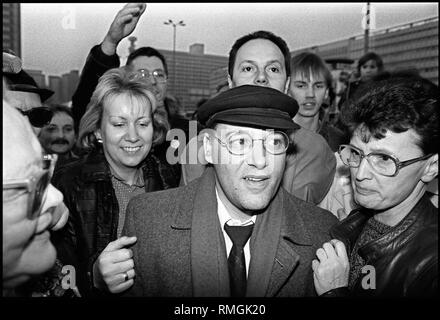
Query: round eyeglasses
[[3, 154, 58, 219], [213, 131, 290, 155], [129, 68, 167, 83], [338, 144, 433, 177]]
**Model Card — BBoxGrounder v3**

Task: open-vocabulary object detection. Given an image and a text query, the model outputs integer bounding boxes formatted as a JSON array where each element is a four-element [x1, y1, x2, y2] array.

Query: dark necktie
[[224, 223, 254, 297]]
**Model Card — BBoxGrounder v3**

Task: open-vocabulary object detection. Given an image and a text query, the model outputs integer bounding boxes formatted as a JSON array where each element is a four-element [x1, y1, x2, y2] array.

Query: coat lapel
[[255, 189, 314, 297], [189, 167, 230, 297], [171, 170, 315, 297], [246, 189, 284, 297]]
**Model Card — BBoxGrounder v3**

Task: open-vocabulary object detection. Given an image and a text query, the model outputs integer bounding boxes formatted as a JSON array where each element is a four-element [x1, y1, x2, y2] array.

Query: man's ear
[[203, 132, 214, 164], [227, 74, 234, 89], [284, 76, 291, 94], [421, 153, 438, 183]]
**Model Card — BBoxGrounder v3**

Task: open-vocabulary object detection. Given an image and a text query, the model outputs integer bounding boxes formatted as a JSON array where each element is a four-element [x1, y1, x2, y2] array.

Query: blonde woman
[[52, 67, 179, 296]]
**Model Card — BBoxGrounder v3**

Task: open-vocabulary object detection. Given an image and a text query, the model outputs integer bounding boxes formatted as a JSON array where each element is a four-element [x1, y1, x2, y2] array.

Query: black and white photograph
[[2, 2, 438, 315]]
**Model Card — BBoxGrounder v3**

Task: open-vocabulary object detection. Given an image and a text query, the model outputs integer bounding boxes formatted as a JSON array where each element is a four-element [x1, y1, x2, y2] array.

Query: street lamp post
[[164, 19, 185, 95], [363, 2, 371, 54]]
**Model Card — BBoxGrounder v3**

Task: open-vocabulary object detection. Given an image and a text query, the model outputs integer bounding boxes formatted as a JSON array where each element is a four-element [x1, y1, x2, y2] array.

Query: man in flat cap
[[3, 52, 54, 135], [180, 30, 336, 207], [93, 85, 337, 297]]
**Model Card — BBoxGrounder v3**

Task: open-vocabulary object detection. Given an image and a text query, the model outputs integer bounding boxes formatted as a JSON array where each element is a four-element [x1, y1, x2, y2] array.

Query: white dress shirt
[[216, 188, 256, 277]]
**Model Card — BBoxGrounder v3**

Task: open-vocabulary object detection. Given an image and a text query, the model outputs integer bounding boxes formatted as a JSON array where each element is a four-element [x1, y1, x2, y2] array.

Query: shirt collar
[[109, 165, 144, 187], [215, 187, 256, 227]]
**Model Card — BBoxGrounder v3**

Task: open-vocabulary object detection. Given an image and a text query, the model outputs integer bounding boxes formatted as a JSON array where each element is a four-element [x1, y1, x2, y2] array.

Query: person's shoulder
[[292, 126, 333, 155], [401, 218, 438, 287], [284, 190, 339, 229], [52, 156, 86, 185], [411, 216, 438, 250], [125, 179, 200, 232], [128, 178, 199, 212], [52, 151, 107, 188]]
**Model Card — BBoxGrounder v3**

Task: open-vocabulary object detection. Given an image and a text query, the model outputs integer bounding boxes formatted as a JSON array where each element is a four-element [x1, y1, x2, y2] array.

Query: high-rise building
[[23, 69, 79, 105], [61, 70, 79, 103], [158, 44, 228, 113], [3, 3, 21, 57], [209, 66, 228, 96], [48, 75, 62, 104], [291, 16, 438, 84]]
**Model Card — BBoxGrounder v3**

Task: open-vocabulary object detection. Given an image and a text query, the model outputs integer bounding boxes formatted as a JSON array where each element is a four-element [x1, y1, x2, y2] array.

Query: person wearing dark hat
[[3, 52, 54, 135], [93, 85, 337, 297], [181, 30, 336, 206]]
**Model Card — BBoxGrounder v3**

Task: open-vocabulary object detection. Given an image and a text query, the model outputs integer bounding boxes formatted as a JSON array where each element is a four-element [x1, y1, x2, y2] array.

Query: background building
[[25, 69, 45, 88], [158, 43, 228, 114], [291, 16, 438, 84], [22, 69, 79, 105], [3, 3, 21, 57], [159, 16, 438, 115], [209, 66, 229, 96], [60, 70, 79, 103]]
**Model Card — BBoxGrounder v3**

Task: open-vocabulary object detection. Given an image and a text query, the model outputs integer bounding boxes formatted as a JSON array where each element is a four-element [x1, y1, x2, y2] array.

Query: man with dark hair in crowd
[[182, 30, 336, 204], [71, 3, 185, 185], [95, 85, 337, 297], [312, 76, 438, 297], [38, 104, 79, 169]]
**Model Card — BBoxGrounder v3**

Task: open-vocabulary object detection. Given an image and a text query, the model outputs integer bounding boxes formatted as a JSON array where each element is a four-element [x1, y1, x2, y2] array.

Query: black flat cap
[[3, 69, 54, 102], [198, 85, 299, 130]]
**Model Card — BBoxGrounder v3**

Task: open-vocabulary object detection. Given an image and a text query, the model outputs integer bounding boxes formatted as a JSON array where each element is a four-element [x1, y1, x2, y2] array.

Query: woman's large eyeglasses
[[338, 144, 433, 177], [18, 107, 53, 128], [3, 154, 57, 220], [129, 68, 168, 84], [213, 131, 289, 155]]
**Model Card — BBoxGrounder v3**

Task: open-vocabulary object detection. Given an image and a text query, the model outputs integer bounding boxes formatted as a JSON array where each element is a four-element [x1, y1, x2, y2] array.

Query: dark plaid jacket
[[51, 148, 179, 296]]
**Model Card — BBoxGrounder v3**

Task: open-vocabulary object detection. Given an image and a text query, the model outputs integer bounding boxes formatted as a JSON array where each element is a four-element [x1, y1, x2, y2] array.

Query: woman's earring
[[95, 133, 103, 143]]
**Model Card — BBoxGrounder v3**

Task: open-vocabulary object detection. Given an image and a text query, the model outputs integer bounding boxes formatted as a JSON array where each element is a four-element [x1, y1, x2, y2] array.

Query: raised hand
[[93, 236, 137, 293], [312, 239, 350, 295], [101, 3, 147, 55]]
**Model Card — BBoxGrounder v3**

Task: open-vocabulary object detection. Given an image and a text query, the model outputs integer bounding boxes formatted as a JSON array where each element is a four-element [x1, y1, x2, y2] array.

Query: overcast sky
[[21, 2, 438, 76]]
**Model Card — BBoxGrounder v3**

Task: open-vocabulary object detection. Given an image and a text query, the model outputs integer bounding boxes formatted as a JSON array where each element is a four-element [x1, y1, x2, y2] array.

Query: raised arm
[[71, 3, 147, 129]]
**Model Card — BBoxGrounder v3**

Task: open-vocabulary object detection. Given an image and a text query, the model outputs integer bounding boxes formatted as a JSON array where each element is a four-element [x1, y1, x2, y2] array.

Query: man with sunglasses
[[312, 77, 438, 297], [3, 100, 68, 295], [3, 52, 54, 135], [101, 85, 338, 297]]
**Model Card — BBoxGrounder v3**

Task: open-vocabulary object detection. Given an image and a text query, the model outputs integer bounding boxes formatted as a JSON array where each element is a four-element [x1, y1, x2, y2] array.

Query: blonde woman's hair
[[77, 67, 170, 152]]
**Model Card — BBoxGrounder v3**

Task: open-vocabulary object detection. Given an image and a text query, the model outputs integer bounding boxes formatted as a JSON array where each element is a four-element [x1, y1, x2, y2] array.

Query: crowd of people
[[2, 3, 438, 298]]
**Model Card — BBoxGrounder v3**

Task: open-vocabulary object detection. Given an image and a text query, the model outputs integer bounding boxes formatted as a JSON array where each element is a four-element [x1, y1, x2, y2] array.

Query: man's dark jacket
[[71, 45, 120, 129], [121, 167, 338, 297]]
